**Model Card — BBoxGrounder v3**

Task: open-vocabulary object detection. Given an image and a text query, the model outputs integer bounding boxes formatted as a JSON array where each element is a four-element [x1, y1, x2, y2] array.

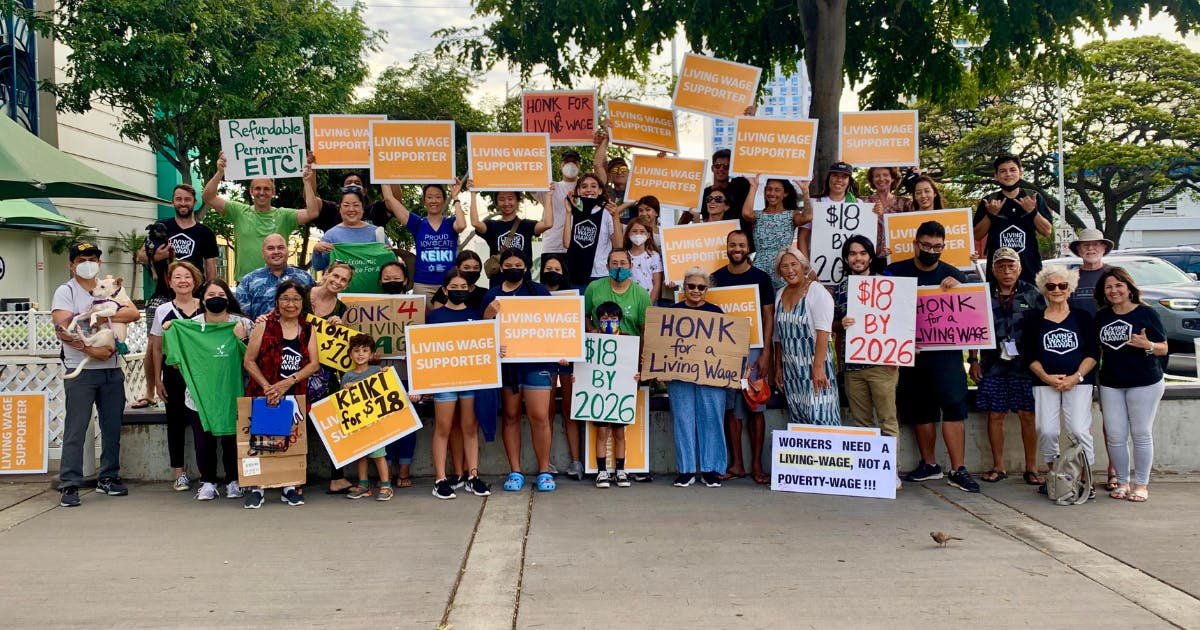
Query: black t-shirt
[[1069, 265, 1111, 315], [1094, 304, 1167, 388], [567, 207, 605, 285], [672, 300, 723, 313], [482, 218, 537, 262], [316, 199, 392, 232], [1019, 308, 1098, 385], [884, 259, 968, 365], [980, 280, 1045, 377], [973, 189, 1051, 284], [149, 218, 219, 298], [430, 285, 487, 311], [711, 264, 776, 309]]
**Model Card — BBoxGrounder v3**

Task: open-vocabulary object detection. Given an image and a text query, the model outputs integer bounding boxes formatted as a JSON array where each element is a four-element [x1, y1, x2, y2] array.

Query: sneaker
[[673, 473, 695, 487], [97, 477, 128, 496], [450, 474, 466, 490], [243, 489, 265, 509], [433, 478, 456, 500], [615, 470, 631, 487], [195, 482, 218, 501], [896, 475, 904, 490], [701, 472, 722, 488], [466, 476, 491, 497], [547, 462, 559, 475], [566, 460, 584, 481], [173, 473, 190, 492], [225, 480, 244, 499], [947, 467, 981, 493], [905, 462, 943, 482], [595, 470, 612, 488], [281, 488, 305, 506], [347, 484, 372, 500], [59, 487, 80, 507]]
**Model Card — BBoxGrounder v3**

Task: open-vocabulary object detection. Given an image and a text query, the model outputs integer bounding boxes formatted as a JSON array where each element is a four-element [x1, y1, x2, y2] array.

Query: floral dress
[[753, 208, 797, 289]]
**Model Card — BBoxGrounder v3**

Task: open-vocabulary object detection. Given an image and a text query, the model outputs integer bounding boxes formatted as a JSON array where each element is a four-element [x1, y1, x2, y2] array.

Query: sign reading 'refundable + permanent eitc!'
[[219, 117, 307, 180]]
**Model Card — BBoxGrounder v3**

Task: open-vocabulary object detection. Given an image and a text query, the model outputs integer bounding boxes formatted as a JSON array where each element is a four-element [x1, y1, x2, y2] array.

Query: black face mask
[[447, 289, 470, 305], [381, 281, 406, 294], [999, 182, 1021, 193], [541, 270, 565, 288], [916, 250, 941, 267], [461, 270, 481, 286], [502, 268, 525, 283], [578, 197, 601, 212], [204, 297, 228, 313]]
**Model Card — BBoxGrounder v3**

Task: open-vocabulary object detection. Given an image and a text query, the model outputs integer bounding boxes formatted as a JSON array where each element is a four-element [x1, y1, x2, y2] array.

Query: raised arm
[[450, 177, 468, 234], [593, 130, 610, 185], [742, 175, 760, 223], [468, 189, 487, 234], [380, 183, 412, 225], [201, 152, 229, 214], [294, 167, 319, 226], [533, 185, 555, 235]]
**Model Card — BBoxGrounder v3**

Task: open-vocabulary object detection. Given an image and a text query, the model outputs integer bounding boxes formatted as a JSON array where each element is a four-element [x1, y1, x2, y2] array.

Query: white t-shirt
[[589, 211, 618, 279], [541, 180, 574, 254], [52, 278, 119, 370], [629, 250, 663, 295]]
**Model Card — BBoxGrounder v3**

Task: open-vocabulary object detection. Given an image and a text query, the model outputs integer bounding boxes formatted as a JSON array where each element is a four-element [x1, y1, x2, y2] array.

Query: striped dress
[[774, 282, 841, 425]]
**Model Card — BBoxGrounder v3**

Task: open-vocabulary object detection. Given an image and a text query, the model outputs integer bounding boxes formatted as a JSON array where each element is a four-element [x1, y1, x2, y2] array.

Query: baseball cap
[[992, 247, 1020, 264], [68, 242, 102, 261], [829, 161, 854, 175], [561, 150, 582, 164]]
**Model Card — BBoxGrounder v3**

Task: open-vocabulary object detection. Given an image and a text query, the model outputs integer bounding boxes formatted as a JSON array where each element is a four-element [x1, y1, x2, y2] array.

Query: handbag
[[483, 219, 523, 277], [250, 397, 297, 436]]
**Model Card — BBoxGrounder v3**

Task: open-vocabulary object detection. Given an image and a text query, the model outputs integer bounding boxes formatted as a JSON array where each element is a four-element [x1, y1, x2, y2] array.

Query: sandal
[[376, 486, 394, 501], [130, 398, 155, 409], [1128, 488, 1149, 503], [753, 471, 771, 485], [1109, 485, 1130, 500], [536, 472, 556, 492], [981, 470, 1008, 483], [1023, 471, 1044, 485], [395, 476, 413, 489], [503, 472, 525, 492], [1105, 474, 1120, 491]]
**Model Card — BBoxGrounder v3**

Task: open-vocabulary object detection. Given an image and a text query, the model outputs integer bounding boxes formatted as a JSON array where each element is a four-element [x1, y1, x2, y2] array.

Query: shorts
[[503, 367, 553, 391], [726, 348, 765, 415], [550, 361, 572, 377], [432, 390, 476, 403], [897, 352, 968, 425], [975, 373, 1035, 413], [367, 447, 387, 459]]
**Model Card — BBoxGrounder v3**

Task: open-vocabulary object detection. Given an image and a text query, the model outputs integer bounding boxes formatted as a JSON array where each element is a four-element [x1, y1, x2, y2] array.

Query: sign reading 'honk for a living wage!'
[[522, 90, 597, 146], [219, 117, 306, 180], [641, 307, 749, 389], [370, 120, 456, 184]]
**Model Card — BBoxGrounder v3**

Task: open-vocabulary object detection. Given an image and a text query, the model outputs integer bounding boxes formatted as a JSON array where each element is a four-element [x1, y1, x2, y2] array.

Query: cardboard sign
[[641, 306, 750, 388], [624, 155, 707, 211], [584, 387, 651, 474], [522, 90, 597, 146], [676, 285, 763, 348], [659, 219, 739, 283], [729, 117, 818, 180], [405, 320, 503, 395], [369, 120, 456, 184], [606, 100, 678, 153], [838, 110, 919, 167], [237, 395, 307, 489], [770, 426, 897, 499], [466, 133, 552, 191], [496, 296, 586, 363], [672, 53, 762, 119], [845, 276, 917, 367], [309, 315, 359, 372], [809, 201, 878, 284], [571, 334, 640, 424], [883, 208, 974, 270], [309, 367, 423, 468], [915, 283, 995, 350], [0, 392, 47, 474], [339, 293, 426, 359], [309, 114, 388, 169], [219, 117, 306, 180]]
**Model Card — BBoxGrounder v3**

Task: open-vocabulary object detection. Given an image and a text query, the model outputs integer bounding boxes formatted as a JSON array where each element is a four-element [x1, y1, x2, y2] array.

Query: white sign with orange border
[[772, 425, 896, 499]]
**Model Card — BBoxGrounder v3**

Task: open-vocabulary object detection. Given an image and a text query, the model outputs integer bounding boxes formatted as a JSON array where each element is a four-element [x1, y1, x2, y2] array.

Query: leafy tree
[[107, 229, 146, 298]]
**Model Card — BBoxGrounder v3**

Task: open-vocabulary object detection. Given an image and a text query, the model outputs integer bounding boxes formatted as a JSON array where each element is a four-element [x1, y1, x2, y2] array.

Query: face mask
[[75, 261, 100, 280], [999, 182, 1021, 193], [578, 197, 601, 213], [204, 297, 228, 313], [447, 289, 470, 305], [461, 270, 481, 286], [601, 319, 619, 334], [541, 270, 565, 288], [916, 250, 941, 266], [381, 281, 406, 294], [561, 163, 580, 179], [502, 268, 525, 283], [609, 267, 632, 282], [629, 234, 648, 247]]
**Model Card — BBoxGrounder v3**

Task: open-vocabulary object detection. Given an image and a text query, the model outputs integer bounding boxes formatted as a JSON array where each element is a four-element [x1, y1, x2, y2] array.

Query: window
[[1, 1, 38, 133]]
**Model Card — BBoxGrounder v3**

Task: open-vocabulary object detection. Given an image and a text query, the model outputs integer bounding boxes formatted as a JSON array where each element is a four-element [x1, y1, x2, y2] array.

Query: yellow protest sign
[[672, 53, 762, 119], [370, 120, 456, 184], [405, 320, 503, 395], [0, 392, 48, 474], [625, 155, 707, 211], [308, 367, 423, 467], [659, 219, 739, 283], [339, 294, 427, 358], [883, 208, 974, 270], [310, 114, 387, 169], [838, 110, 919, 167], [676, 284, 764, 348], [729, 117, 818, 180], [308, 315, 358, 372], [467, 133, 552, 191], [497, 296, 586, 362], [606, 100, 678, 153], [584, 387, 651, 474]]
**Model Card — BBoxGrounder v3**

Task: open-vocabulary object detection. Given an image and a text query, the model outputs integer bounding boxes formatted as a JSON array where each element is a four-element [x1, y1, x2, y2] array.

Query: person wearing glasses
[[772, 247, 840, 427], [702, 148, 755, 249], [593, 131, 630, 207]]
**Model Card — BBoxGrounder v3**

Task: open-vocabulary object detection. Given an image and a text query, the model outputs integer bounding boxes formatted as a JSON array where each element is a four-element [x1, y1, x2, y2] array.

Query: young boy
[[590, 301, 637, 488], [343, 333, 394, 501]]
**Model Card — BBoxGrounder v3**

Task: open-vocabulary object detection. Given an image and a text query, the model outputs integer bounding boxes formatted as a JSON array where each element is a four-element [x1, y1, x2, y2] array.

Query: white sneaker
[[615, 470, 631, 487], [195, 482, 218, 501], [595, 470, 612, 488], [896, 475, 903, 490], [567, 460, 584, 481], [173, 473, 190, 491], [225, 480, 244, 498]]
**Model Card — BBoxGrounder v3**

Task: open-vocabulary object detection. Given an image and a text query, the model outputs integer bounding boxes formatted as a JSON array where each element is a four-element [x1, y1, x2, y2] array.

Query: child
[[588, 301, 639, 488], [343, 333, 394, 501], [625, 217, 663, 301]]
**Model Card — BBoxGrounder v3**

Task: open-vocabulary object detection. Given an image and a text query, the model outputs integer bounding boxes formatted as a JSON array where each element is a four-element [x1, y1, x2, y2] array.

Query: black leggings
[[163, 366, 190, 469], [192, 416, 238, 484]]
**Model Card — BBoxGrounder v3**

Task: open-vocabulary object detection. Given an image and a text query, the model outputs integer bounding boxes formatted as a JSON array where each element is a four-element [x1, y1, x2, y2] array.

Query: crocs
[[503, 472, 525, 491], [536, 473, 556, 492]]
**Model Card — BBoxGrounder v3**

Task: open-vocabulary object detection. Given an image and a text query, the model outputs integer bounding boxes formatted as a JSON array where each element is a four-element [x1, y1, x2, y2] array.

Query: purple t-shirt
[[406, 214, 458, 285]]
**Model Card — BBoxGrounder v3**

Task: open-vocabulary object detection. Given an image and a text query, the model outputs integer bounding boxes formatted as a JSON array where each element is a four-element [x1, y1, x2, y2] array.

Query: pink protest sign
[[914, 283, 995, 351], [845, 276, 917, 366]]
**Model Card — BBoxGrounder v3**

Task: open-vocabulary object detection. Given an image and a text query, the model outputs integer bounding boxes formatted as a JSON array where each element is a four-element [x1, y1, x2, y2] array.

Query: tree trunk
[[801, 0, 847, 186]]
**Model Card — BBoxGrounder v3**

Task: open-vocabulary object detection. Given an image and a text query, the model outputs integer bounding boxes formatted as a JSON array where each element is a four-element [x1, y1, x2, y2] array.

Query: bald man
[[234, 234, 314, 319]]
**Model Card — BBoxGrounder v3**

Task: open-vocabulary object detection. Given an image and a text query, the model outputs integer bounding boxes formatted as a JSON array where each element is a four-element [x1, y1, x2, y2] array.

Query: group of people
[[51, 142, 1167, 508]]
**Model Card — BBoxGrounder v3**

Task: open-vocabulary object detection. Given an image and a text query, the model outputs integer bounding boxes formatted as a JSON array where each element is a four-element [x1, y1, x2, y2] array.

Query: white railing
[[0, 310, 148, 356]]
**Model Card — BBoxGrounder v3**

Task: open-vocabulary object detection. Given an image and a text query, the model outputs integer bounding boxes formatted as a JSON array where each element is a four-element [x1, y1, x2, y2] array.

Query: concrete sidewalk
[[1, 476, 1197, 629]]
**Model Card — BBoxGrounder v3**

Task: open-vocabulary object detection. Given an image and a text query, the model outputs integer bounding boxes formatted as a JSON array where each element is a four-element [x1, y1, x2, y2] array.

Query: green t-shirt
[[163, 319, 246, 436], [330, 242, 397, 294], [225, 199, 300, 279], [584, 278, 651, 336]]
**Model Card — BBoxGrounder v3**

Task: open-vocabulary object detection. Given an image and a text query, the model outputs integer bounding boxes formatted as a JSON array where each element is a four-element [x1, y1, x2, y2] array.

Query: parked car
[[1044, 254, 1200, 350], [1114, 246, 1200, 278]]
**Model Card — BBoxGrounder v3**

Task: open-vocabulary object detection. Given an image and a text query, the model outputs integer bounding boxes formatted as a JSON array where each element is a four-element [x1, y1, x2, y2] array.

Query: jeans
[[667, 381, 727, 474], [387, 433, 417, 466], [59, 368, 125, 488], [1034, 385, 1095, 465], [1101, 381, 1165, 486]]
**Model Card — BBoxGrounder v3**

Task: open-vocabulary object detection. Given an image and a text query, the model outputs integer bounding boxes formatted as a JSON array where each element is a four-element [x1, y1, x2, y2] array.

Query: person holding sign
[[911, 176, 945, 213], [772, 248, 841, 427], [668, 268, 731, 488], [883, 221, 979, 493], [380, 179, 468, 302], [973, 155, 1053, 284], [309, 185, 393, 284], [593, 131, 629, 205], [542, 150, 584, 256], [563, 173, 625, 289], [235, 235, 315, 320], [539, 253, 585, 478], [796, 162, 857, 260], [468, 183, 554, 272], [303, 161, 394, 232], [307, 262, 356, 494], [341, 334, 397, 501], [583, 249, 651, 335], [700, 149, 752, 232], [865, 167, 913, 257], [588, 301, 638, 488], [742, 176, 808, 289], [378, 261, 421, 489]]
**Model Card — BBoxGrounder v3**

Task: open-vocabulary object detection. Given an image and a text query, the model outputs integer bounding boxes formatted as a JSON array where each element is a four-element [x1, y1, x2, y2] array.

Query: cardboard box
[[237, 396, 307, 488]]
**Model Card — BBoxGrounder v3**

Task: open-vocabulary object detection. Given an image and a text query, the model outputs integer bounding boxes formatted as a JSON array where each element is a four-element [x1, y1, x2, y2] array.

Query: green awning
[[0, 199, 91, 232]]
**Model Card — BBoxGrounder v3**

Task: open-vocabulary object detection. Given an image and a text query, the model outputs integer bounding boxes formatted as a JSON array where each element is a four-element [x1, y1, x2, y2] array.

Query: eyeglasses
[[1044, 282, 1070, 292], [705, 196, 726, 203], [685, 283, 708, 291], [712, 163, 730, 170], [916, 242, 945, 253], [608, 166, 629, 174], [278, 296, 304, 304]]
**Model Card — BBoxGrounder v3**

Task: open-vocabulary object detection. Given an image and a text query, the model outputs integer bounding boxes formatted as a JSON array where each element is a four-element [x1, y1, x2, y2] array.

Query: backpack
[[1046, 436, 1093, 505]]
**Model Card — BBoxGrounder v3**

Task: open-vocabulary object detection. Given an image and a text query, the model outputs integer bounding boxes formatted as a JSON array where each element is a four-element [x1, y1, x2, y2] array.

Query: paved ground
[[2, 475, 1199, 629]]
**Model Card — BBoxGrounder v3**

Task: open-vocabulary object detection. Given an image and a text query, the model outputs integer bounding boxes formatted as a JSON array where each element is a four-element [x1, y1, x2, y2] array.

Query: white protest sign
[[219, 117, 307, 180], [809, 201, 876, 284], [571, 333, 639, 424], [845, 276, 917, 367], [770, 426, 897, 499]]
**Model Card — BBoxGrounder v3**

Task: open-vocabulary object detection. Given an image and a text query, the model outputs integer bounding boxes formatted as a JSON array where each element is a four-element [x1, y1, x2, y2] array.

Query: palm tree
[[108, 229, 146, 301]]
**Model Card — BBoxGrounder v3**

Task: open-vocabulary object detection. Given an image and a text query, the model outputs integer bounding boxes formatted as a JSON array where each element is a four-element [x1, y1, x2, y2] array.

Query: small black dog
[[143, 221, 173, 273]]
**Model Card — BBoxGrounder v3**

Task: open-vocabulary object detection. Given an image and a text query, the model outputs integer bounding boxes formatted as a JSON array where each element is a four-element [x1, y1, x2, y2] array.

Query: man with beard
[[973, 155, 1053, 284]]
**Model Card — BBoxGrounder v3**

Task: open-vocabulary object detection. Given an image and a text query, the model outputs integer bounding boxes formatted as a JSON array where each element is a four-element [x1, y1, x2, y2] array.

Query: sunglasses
[[608, 166, 629, 174], [1044, 282, 1070, 292], [705, 195, 727, 203], [685, 283, 708, 291]]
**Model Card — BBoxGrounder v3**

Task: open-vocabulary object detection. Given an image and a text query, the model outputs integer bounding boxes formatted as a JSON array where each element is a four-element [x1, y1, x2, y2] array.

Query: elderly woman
[[866, 166, 913, 257], [1093, 267, 1169, 503], [1019, 264, 1099, 494], [148, 261, 205, 491], [668, 267, 730, 488], [773, 248, 840, 426]]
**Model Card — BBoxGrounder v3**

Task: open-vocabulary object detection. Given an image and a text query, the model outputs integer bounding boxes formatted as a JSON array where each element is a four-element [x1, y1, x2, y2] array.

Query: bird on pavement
[[930, 531, 962, 546]]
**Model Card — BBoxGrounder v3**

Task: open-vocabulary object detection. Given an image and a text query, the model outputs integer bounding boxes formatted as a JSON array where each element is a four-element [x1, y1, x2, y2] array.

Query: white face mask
[[75, 261, 101, 280], [561, 163, 580, 179], [629, 234, 648, 246]]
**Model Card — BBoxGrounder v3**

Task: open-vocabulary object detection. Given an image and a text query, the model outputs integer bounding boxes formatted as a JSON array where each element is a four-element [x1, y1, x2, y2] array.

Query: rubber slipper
[[325, 486, 352, 495], [503, 472, 525, 492], [981, 470, 1008, 483], [1109, 486, 1130, 500], [1128, 488, 1149, 503], [535, 473, 556, 492], [130, 398, 154, 409], [1023, 471, 1044, 485]]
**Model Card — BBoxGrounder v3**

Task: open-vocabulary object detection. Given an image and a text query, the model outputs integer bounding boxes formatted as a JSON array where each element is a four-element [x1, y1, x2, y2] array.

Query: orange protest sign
[[0, 392, 48, 474], [624, 155, 707, 211], [838, 110, 919, 167], [522, 90, 597, 146], [497, 296, 585, 362], [672, 53, 762, 119], [883, 208, 974, 270], [310, 114, 387, 169], [466, 133, 552, 191], [606, 100, 678, 153], [308, 367, 423, 468], [729, 117, 818, 180], [369, 120, 456, 184], [676, 284, 764, 348], [584, 387, 651, 474], [659, 219, 740, 283], [405, 320, 503, 395]]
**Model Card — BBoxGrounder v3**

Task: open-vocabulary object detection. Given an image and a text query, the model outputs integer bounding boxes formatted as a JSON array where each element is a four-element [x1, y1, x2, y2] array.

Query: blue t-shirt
[[480, 279, 551, 313], [427, 305, 483, 324], [406, 213, 458, 285]]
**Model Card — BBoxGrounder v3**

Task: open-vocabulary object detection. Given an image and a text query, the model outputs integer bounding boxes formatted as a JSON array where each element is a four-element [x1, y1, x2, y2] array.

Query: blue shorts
[[976, 373, 1035, 413], [550, 361, 572, 377], [516, 368, 553, 391], [432, 390, 476, 403]]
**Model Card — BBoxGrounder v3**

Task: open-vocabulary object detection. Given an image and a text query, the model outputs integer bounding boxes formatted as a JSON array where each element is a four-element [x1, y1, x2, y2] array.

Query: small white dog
[[63, 275, 133, 379]]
